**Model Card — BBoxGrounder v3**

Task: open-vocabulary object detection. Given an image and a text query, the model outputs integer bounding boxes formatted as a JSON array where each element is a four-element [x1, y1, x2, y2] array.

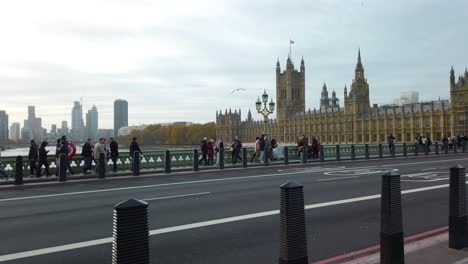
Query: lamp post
[[256, 90, 275, 136]]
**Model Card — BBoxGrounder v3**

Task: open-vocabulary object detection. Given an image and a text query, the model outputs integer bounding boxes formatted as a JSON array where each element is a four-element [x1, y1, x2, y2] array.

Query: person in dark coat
[[82, 138, 93, 173], [199, 137, 208, 166], [231, 136, 243, 164], [58, 136, 73, 175], [129, 137, 142, 171], [109, 137, 119, 172], [37, 141, 51, 177], [28, 140, 38, 175]]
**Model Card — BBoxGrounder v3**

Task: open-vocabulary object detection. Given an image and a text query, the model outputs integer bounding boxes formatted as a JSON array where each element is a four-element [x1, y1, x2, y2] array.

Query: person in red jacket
[[207, 139, 214, 165]]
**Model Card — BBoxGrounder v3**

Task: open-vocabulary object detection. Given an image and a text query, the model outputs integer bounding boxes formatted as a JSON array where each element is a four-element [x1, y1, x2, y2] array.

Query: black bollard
[[133, 152, 140, 176], [463, 142, 467, 153], [365, 144, 370, 159], [336, 145, 340, 161], [414, 143, 419, 156], [279, 181, 308, 264], [14, 156, 23, 185], [444, 142, 449, 154], [164, 150, 171, 174], [378, 144, 383, 159], [320, 145, 324, 162], [284, 147, 289, 165], [301, 146, 307, 164], [380, 170, 405, 264], [59, 154, 67, 182], [351, 144, 356, 160], [193, 149, 199, 172], [218, 148, 224, 169], [403, 143, 407, 157], [242, 148, 247, 168], [112, 199, 150, 264], [449, 165, 468, 249], [425, 144, 429, 155], [435, 142, 439, 155], [98, 153, 106, 179]]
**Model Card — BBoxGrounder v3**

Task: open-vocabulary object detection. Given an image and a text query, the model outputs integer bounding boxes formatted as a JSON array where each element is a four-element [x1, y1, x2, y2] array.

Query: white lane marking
[[144, 192, 210, 201], [1, 157, 467, 203], [316, 176, 360, 182], [0, 181, 455, 262], [422, 168, 437, 171]]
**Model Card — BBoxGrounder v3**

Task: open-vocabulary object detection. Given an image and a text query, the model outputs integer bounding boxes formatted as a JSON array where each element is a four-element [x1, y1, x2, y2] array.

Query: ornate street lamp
[[256, 89, 275, 135]]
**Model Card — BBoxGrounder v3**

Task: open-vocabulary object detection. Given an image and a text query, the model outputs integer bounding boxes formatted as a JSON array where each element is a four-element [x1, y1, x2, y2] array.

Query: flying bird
[[231, 88, 246, 94]]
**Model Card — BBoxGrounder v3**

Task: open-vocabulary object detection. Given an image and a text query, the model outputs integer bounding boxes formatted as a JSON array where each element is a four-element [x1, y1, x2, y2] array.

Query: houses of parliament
[[216, 50, 468, 144]]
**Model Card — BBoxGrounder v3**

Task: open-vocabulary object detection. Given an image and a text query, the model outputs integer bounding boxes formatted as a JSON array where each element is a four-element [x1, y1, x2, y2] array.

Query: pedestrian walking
[[231, 136, 242, 164], [82, 138, 93, 174], [28, 140, 38, 175], [59, 136, 73, 175], [387, 133, 395, 155], [37, 141, 51, 177], [258, 135, 266, 162], [215, 138, 224, 165], [109, 137, 119, 172], [250, 137, 260, 162], [199, 137, 208, 166], [94, 138, 106, 173], [311, 136, 319, 159], [130, 137, 143, 171], [207, 139, 214, 165], [55, 138, 61, 176]]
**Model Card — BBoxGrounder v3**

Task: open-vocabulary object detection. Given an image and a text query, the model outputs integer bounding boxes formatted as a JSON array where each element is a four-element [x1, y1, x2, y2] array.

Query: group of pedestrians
[[251, 135, 277, 163], [81, 137, 120, 174], [26, 136, 122, 177], [199, 137, 224, 166], [297, 135, 320, 159], [442, 134, 467, 151], [415, 135, 433, 152]]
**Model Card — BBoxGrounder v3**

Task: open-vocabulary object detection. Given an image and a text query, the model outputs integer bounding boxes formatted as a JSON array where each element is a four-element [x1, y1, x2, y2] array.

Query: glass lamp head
[[256, 97, 262, 111], [262, 90, 268, 103], [269, 99, 275, 112]]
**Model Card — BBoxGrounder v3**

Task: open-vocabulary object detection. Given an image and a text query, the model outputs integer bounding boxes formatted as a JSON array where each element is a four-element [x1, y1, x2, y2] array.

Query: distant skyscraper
[[51, 124, 57, 134], [58, 121, 69, 136], [0, 111, 9, 144], [71, 101, 85, 141], [114, 99, 128, 137], [10, 122, 20, 142], [21, 106, 43, 141], [86, 105, 99, 141]]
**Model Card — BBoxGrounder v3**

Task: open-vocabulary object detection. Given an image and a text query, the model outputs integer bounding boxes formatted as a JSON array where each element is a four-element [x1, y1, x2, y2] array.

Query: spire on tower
[[300, 56, 305, 72], [358, 48, 361, 63], [276, 58, 280, 67]]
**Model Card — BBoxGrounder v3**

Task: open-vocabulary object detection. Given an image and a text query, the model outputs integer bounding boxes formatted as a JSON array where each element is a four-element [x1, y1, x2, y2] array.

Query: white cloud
[[0, 0, 466, 130]]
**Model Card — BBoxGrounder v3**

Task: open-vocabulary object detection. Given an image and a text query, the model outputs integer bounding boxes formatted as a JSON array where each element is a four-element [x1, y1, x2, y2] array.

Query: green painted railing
[[0, 142, 458, 181]]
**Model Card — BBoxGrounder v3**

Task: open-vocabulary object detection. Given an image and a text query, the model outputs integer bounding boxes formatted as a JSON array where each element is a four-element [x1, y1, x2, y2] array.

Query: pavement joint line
[[316, 176, 361, 182], [0, 181, 458, 262], [1, 157, 466, 202], [143, 192, 211, 201]]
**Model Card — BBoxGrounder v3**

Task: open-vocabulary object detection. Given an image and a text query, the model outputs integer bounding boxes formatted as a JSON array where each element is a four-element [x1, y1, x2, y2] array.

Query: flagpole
[[289, 39, 291, 58]]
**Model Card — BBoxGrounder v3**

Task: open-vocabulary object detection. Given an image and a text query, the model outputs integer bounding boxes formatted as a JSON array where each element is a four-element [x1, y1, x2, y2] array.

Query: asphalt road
[[0, 154, 467, 264]]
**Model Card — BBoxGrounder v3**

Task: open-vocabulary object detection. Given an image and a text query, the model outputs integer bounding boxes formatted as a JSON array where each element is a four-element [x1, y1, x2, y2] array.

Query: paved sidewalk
[[342, 232, 468, 264]]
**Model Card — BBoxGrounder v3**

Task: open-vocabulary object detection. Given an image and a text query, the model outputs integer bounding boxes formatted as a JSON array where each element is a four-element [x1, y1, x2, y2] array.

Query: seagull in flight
[[231, 88, 246, 94]]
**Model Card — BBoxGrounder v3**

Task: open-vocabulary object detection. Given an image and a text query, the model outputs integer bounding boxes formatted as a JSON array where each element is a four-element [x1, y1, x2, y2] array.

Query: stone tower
[[450, 66, 468, 136], [345, 49, 370, 114], [276, 56, 306, 122]]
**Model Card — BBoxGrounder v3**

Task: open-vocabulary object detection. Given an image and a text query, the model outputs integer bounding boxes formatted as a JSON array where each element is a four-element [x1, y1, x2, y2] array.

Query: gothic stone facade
[[216, 50, 468, 144]]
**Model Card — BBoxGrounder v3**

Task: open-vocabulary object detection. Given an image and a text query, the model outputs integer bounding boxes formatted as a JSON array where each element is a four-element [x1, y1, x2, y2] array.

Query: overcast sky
[[0, 0, 467, 129]]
